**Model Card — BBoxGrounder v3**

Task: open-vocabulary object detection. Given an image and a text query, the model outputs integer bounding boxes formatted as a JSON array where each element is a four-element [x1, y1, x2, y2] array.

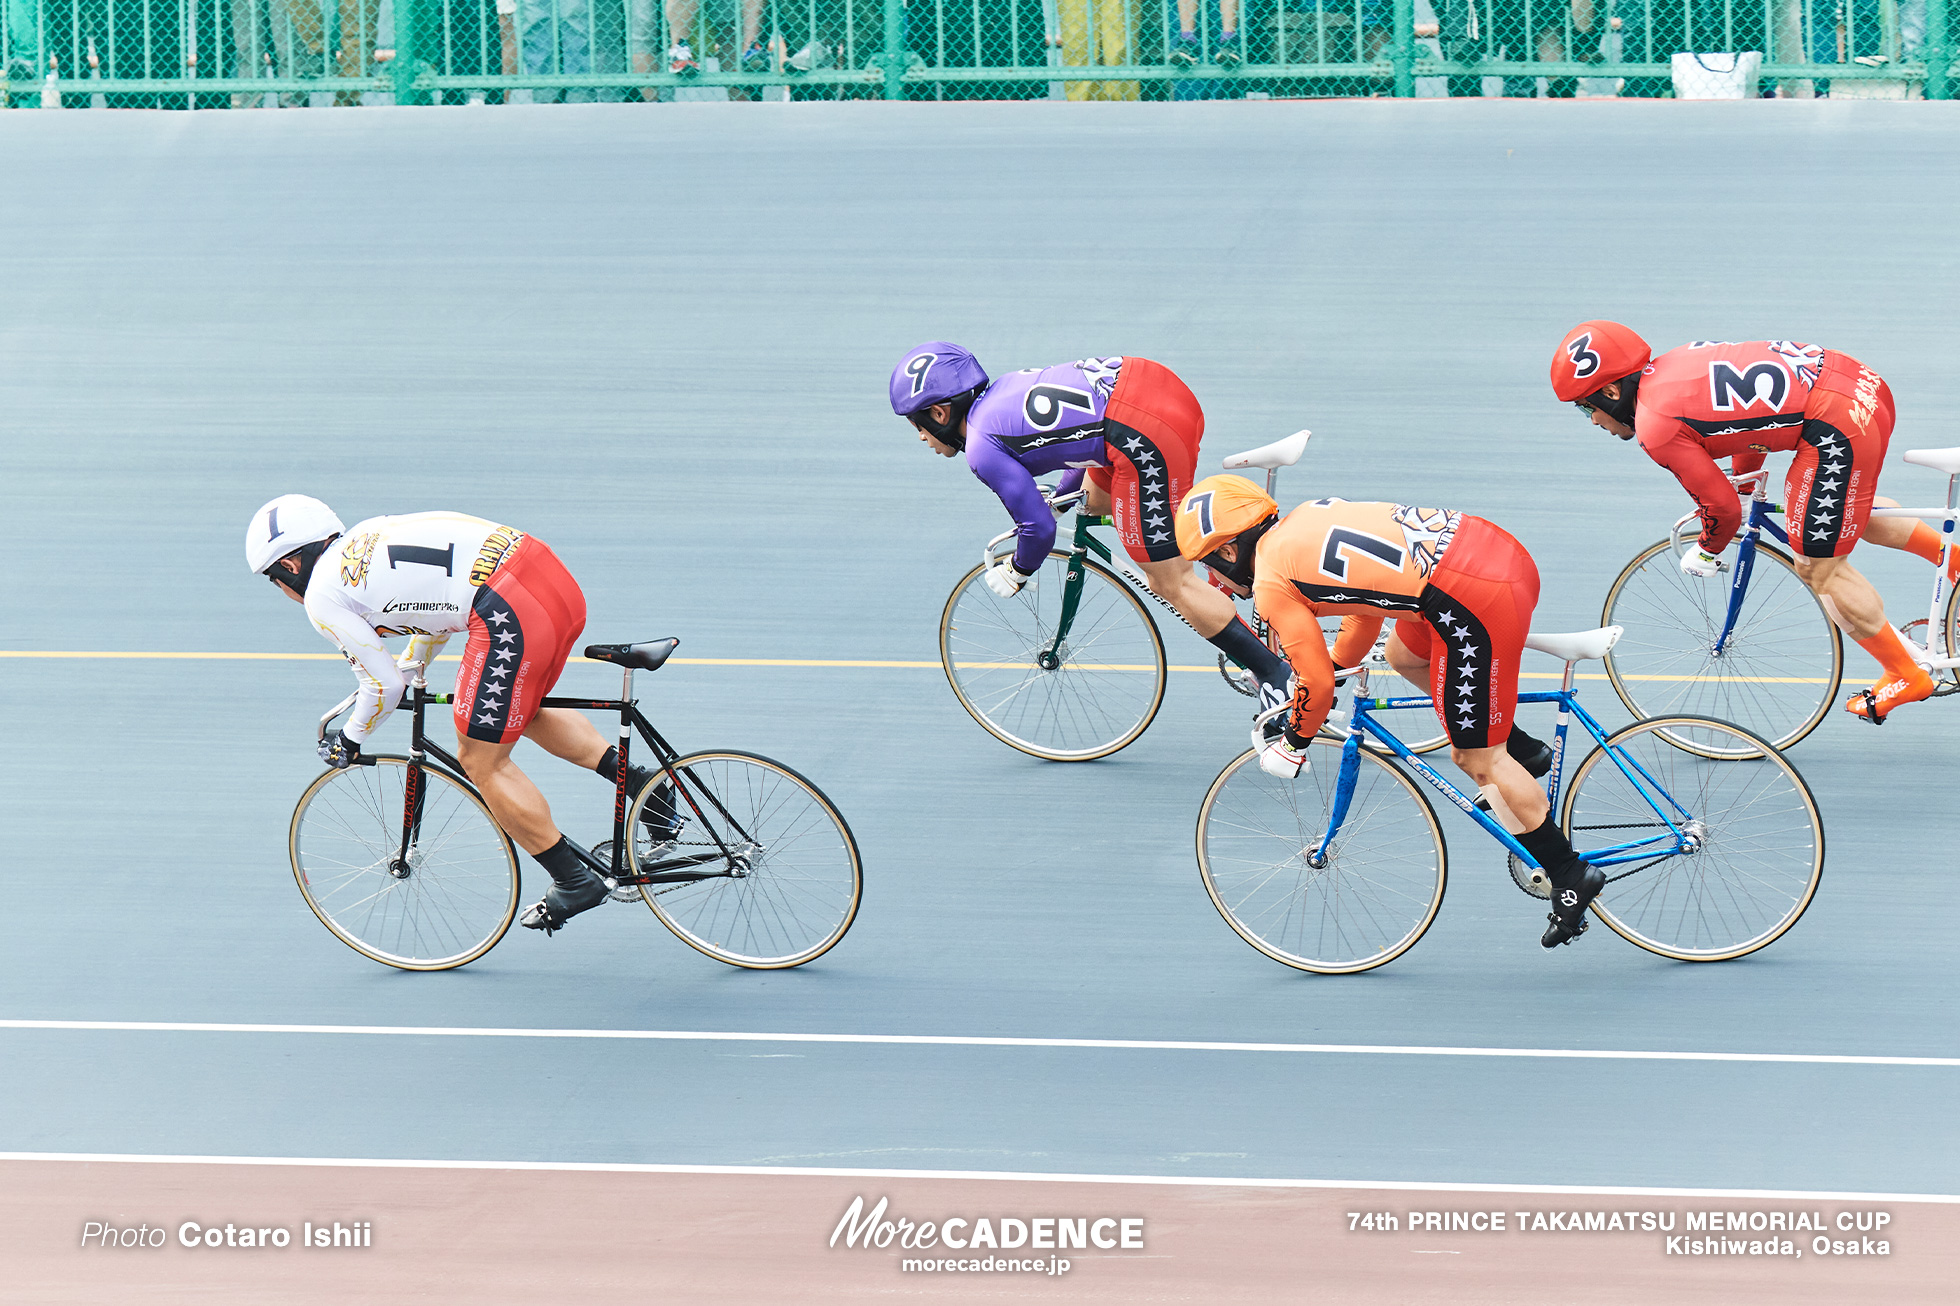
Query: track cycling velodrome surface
[[1, 99, 1956, 1301]]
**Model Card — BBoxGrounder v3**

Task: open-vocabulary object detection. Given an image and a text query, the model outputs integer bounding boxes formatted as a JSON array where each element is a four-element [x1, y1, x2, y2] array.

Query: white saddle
[[1524, 626, 1623, 663], [1904, 447, 1960, 476], [1222, 430, 1310, 471]]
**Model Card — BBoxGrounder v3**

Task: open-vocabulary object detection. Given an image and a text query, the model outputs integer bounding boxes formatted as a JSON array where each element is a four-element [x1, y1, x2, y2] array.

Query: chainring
[[1507, 851, 1553, 900]]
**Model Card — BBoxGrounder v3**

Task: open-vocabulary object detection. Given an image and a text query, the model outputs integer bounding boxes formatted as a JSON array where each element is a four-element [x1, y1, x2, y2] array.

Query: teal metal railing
[[3, 0, 1950, 104]]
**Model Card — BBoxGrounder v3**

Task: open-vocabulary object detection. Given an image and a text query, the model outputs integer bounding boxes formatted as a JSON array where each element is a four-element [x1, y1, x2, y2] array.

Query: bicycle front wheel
[[1602, 537, 1842, 757], [630, 751, 862, 969], [940, 551, 1167, 761], [289, 756, 520, 971], [1560, 717, 1824, 962], [1196, 739, 1448, 974]]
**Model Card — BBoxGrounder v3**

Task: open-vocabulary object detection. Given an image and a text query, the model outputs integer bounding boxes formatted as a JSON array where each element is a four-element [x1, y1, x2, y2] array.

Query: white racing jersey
[[305, 511, 526, 742]]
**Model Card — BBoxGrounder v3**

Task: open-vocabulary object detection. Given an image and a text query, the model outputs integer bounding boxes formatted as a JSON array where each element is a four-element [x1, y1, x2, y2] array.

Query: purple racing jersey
[[964, 357, 1124, 573]]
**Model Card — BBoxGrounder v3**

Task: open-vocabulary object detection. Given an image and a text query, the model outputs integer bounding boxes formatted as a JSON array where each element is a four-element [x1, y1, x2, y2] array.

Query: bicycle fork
[[392, 674, 433, 879]]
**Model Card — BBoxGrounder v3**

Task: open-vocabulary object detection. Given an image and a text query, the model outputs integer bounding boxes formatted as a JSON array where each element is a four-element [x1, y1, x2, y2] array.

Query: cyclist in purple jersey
[[891, 341, 1293, 708]]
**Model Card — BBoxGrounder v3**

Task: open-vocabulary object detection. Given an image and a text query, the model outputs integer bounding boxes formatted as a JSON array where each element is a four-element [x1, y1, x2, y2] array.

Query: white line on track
[[1, 1152, 1954, 1203], [2, 1019, 1953, 1067]]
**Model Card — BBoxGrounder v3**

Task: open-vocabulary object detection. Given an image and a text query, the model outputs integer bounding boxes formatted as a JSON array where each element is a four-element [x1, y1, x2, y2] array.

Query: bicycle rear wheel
[[1560, 717, 1824, 961], [1196, 739, 1448, 974], [629, 751, 861, 969], [940, 550, 1167, 761], [289, 756, 520, 971], [1601, 537, 1841, 757]]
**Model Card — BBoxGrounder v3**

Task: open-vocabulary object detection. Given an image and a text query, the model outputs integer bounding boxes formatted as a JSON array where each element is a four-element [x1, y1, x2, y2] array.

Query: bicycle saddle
[[1904, 447, 1960, 476], [583, 638, 679, 671], [1524, 627, 1622, 663], [1222, 430, 1310, 471]]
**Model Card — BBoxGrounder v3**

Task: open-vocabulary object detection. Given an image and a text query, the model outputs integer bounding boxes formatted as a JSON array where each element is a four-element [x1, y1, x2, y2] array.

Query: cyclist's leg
[[1395, 614, 1551, 774], [452, 536, 607, 929], [523, 708, 607, 770], [1787, 373, 1932, 715], [455, 735, 564, 856], [1103, 359, 1289, 697], [1385, 620, 1431, 691]]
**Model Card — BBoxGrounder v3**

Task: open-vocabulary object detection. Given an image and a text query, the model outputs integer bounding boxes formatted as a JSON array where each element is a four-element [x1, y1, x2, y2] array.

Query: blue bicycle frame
[[1713, 489, 1791, 656], [1313, 666, 1704, 878]]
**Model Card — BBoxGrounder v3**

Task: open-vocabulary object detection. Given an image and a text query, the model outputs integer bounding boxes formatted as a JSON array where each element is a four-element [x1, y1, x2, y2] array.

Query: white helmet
[[246, 494, 344, 575]]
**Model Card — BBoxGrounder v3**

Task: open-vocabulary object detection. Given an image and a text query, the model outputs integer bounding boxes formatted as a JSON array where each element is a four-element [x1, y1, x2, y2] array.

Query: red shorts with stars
[[454, 536, 586, 744]]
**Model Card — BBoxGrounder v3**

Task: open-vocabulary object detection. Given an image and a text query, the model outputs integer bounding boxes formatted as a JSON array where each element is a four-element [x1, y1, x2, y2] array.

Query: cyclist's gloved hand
[[318, 729, 362, 769], [1680, 546, 1729, 578], [985, 561, 1035, 599], [1258, 730, 1311, 780]]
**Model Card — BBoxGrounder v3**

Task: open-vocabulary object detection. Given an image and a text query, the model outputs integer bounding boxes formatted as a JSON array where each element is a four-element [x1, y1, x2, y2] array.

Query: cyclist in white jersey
[[247, 496, 671, 934]]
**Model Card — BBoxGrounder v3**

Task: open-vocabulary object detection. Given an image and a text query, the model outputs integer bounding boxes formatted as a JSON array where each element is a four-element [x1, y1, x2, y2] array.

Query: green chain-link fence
[[3, 0, 1949, 104]]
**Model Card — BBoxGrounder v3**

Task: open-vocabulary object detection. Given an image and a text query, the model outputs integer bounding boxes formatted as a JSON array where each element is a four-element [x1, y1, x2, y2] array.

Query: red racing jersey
[[1635, 340, 1843, 551]]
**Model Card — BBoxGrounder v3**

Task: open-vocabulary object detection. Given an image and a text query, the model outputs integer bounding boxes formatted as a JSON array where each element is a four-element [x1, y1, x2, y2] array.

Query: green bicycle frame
[[1043, 512, 1118, 667]]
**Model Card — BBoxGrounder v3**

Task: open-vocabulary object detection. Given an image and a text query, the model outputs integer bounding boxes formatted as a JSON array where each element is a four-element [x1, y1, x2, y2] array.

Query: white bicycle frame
[[1868, 467, 1960, 671]]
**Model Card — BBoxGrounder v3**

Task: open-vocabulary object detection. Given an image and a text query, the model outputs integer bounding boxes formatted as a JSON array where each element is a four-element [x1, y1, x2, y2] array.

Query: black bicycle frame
[[374, 683, 761, 890]]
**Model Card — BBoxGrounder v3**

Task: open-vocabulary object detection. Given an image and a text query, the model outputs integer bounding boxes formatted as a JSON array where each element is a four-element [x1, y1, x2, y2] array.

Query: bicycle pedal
[[1857, 688, 1888, 725], [607, 883, 641, 905]]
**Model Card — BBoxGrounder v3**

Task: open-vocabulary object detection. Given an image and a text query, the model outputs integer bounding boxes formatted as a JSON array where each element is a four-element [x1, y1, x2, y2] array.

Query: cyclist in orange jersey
[[1552, 321, 1944, 723], [1176, 476, 1603, 949]]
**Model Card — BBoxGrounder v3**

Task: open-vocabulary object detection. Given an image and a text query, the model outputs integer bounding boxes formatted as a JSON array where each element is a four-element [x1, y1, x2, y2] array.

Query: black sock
[[1210, 617, 1290, 690], [533, 835, 594, 889], [1514, 815, 1587, 891], [596, 746, 657, 792], [597, 746, 677, 833]]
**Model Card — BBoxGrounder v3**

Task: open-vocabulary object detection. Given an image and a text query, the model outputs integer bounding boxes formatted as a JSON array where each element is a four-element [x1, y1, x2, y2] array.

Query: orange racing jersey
[[1252, 499, 1462, 740]]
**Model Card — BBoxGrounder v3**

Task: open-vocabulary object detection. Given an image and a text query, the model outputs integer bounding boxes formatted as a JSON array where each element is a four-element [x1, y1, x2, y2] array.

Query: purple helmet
[[890, 341, 989, 451]]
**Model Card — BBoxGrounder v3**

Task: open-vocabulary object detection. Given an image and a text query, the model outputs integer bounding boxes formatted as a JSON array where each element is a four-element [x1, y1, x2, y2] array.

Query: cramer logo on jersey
[[469, 527, 527, 588]]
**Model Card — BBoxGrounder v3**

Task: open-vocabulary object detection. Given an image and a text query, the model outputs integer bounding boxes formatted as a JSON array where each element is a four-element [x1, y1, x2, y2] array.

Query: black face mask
[[908, 386, 983, 453], [1202, 517, 1276, 591], [268, 536, 336, 598], [1578, 371, 1640, 431]]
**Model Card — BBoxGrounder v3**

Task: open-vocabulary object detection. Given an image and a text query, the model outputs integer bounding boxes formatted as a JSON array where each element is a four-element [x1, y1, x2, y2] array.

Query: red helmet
[[1551, 321, 1651, 402]]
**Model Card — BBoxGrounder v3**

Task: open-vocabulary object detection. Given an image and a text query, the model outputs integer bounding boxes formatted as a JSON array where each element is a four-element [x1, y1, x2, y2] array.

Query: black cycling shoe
[[520, 868, 610, 935], [1541, 863, 1606, 948]]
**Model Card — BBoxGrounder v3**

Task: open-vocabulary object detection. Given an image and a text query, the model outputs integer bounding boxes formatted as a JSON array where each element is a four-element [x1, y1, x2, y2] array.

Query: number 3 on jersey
[[1319, 527, 1405, 581]]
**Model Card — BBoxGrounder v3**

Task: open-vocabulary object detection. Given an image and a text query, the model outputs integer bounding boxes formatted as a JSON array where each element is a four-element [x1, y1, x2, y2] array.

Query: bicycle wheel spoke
[[1197, 742, 1447, 973], [290, 759, 518, 970], [943, 551, 1166, 760], [1564, 718, 1824, 960], [1604, 541, 1839, 753], [634, 754, 860, 969]]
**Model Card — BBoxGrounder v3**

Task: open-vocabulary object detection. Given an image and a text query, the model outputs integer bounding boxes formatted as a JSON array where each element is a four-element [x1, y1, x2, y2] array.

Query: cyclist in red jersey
[[1552, 321, 1945, 722]]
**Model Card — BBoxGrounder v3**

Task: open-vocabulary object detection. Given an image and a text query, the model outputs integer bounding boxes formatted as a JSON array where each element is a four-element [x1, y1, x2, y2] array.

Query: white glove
[[1680, 547, 1729, 578], [986, 561, 1033, 598], [1258, 733, 1310, 780]]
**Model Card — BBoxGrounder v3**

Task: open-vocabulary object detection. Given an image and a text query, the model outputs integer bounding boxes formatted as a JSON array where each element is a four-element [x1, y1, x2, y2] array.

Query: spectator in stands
[[1060, 0, 1140, 99], [1480, 0, 1601, 96], [1168, 0, 1240, 67]]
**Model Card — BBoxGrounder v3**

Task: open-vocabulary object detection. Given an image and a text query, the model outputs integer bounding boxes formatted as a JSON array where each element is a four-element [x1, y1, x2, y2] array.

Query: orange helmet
[[1551, 321, 1651, 402], [1176, 475, 1279, 589]]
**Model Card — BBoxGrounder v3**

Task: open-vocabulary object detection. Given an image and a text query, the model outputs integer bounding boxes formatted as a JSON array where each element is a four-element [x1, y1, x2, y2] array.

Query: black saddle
[[583, 638, 679, 672]]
